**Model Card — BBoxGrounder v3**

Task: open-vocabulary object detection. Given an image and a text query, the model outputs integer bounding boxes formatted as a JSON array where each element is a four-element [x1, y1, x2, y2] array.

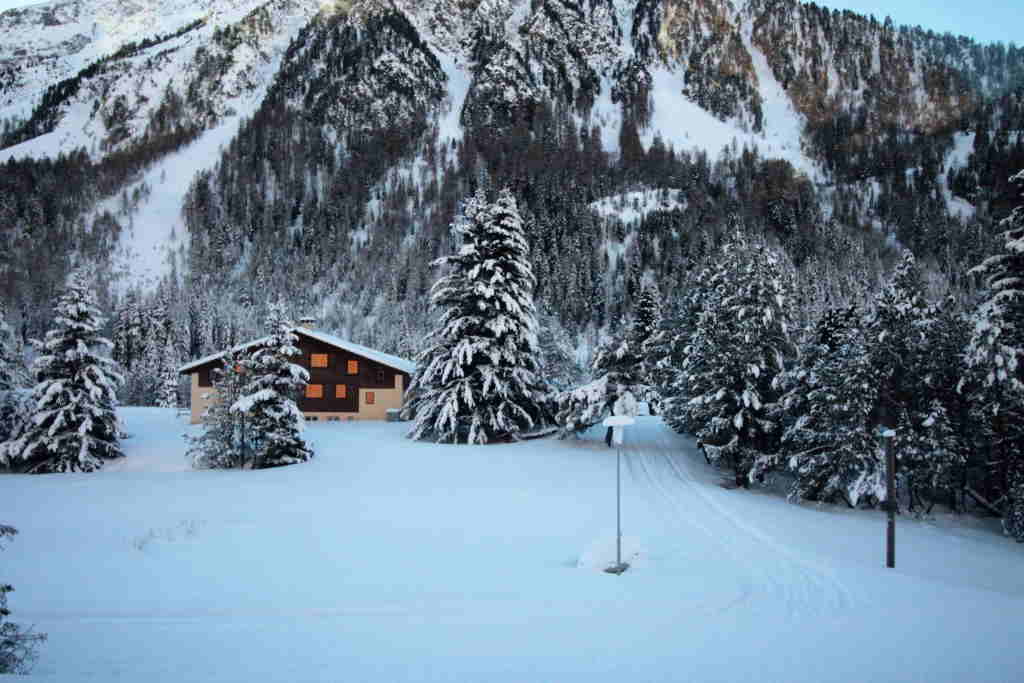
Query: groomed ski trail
[[618, 417, 855, 617]]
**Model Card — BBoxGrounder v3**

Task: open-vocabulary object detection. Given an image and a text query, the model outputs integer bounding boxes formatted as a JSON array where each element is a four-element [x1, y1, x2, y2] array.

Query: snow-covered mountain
[[0, 0, 1021, 339]]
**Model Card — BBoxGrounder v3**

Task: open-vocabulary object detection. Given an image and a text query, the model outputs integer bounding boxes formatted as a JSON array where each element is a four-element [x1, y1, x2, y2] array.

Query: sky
[[0, 0, 1018, 45]]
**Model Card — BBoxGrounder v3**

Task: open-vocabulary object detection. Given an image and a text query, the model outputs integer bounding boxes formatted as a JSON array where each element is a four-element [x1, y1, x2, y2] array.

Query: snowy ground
[[2, 407, 1022, 682]]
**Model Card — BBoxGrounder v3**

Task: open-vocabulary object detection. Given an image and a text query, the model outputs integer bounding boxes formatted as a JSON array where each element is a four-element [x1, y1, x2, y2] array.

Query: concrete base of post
[[603, 562, 630, 575]]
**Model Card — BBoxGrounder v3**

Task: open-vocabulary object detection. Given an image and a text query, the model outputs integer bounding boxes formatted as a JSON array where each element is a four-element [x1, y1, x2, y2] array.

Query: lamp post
[[603, 415, 635, 575]]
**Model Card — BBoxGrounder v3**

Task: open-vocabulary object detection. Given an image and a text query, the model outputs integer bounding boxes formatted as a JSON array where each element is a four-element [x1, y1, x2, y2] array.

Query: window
[[376, 369, 385, 384], [335, 384, 347, 399], [347, 360, 359, 375], [306, 384, 324, 399], [365, 391, 375, 405], [311, 354, 329, 368]]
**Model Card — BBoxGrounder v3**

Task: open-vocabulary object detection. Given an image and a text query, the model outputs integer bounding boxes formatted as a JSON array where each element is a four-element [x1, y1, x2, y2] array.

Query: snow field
[[1, 407, 1022, 681]]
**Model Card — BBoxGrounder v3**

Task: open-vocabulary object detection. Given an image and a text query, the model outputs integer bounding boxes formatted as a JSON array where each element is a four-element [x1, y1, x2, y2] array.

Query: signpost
[[602, 415, 635, 575]]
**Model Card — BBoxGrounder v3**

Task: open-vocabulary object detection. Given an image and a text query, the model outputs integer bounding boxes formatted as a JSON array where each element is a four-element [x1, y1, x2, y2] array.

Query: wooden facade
[[183, 330, 412, 424]]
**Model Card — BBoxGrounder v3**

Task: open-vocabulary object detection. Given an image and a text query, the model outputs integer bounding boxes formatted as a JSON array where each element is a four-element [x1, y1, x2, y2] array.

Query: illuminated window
[[335, 384, 347, 399], [306, 384, 324, 399], [347, 360, 359, 375], [365, 391, 375, 405], [311, 354, 329, 368]]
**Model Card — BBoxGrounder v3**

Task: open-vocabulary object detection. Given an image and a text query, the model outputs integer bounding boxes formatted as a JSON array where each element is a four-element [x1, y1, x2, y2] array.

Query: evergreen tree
[[965, 169, 1024, 540], [0, 306, 28, 451], [536, 310, 582, 392], [0, 270, 123, 473], [187, 347, 251, 470], [675, 234, 793, 487], [405, 188, 548, 444], [0, 306, 18, 393], [156, 337, 180, 409], [631, 284, 662, 411], [556, 333, 643, 436], [231, 302, 311, 468], [867, 251, 959, 511], [650, 271, 705, 431], [777, 306, 887, 505]]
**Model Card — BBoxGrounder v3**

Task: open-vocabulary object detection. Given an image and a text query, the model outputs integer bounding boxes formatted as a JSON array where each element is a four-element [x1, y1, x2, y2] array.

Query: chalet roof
[[177, 328, 416, 376]]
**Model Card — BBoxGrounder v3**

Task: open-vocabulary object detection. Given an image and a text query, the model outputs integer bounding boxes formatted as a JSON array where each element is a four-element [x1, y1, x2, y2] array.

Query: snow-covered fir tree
[[555, 332, 644, 436], [0, 306, 30, 455], [0, 306, 19, 393], [867, 251, 960, 511], [187, 347, 252, 470], [231, 303, 312, 468], [673, 233, 794, 487], [0, 270, 123, 473], [775, 305, 887, 505], [156, 337, 180, 409], [405, 188, 548, 444], [965, 169, 1024, 540], [631, 284, 662, 411], [536, 309, 582, 392], [555, 288, 663, 437], [647, 270, 705, 424]]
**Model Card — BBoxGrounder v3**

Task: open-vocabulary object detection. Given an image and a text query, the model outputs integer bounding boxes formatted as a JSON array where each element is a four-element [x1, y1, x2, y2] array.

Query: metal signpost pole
[[602, 415, 635, 575], [617, 444, 621, 568]]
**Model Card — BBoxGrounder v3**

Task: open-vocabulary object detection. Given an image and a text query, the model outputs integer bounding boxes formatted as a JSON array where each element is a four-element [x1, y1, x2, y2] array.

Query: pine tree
[[187, 348, 251, 470], [675, 233, 793, 487], [231, 302, 312, 468], [867, 251, 959, 512], [156, 337, 180, 409], [556, 333, 643, 436], [965, 169, 1024, 540], [536, 310, 582, 392], [777, 306, 887, 505], [631, 284, 662, 411], [0, 269, 123, 473], [0, 305, 18, 393], [0, 307, 28, 451], [651, 270, 706, 432], [405, 188, 548, 444]]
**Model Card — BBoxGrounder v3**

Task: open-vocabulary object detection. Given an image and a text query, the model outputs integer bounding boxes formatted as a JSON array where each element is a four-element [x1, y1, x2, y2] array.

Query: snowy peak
[[0, 1, 290, 115], [0, 0, 322, 158]]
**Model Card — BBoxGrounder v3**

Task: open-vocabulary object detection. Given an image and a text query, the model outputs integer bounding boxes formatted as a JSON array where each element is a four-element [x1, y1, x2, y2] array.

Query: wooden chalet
[[178, 323, 414, 424]]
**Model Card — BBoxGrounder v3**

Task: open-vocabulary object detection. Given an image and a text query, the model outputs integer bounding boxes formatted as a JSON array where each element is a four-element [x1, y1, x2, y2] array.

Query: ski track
[[623, 421, 855, 618]]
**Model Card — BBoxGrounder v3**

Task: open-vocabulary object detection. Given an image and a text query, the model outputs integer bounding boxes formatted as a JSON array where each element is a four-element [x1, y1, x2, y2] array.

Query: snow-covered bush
[[1, 525, 46, 674], [405, 188, 549, 444], [0, 270, 124, 473]]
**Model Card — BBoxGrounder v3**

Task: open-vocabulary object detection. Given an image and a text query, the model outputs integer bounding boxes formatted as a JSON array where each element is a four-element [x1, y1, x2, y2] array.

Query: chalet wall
[[190, 372, 215, 424], [186, 336, 409, 424]]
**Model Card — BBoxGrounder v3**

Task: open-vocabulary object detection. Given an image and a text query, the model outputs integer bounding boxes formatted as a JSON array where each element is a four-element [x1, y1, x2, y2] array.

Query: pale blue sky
[[0, 0, 1018, 45]]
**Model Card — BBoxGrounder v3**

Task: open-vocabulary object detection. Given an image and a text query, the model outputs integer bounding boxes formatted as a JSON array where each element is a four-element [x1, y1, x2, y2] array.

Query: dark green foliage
[[234, 303, 312, 469], [1, 270, 123, 474]]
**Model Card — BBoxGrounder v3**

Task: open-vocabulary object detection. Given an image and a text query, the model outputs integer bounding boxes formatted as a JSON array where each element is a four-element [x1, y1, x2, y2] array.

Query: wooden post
[[885, 435, 896, 569]]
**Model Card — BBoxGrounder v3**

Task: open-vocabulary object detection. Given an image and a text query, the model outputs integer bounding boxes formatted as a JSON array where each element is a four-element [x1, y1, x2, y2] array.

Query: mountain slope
[[0, 0, 1022, 344]]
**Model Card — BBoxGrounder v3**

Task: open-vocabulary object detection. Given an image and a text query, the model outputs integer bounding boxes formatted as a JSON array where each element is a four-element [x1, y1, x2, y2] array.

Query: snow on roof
[[177, 328, 416, 376]]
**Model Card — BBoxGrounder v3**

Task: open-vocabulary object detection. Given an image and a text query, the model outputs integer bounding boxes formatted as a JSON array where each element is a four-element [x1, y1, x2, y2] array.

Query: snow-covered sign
[[602, 415, 635, 445]]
